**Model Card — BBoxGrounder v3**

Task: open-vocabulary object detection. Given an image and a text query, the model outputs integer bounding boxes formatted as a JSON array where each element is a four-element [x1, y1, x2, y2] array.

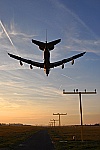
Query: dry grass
[[0, 125, 42, 149], [0, 125, 100, 149], [47, 125, 100, 150]]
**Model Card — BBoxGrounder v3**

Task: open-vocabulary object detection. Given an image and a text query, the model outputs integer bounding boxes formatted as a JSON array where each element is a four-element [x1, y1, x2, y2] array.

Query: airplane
[[8, 38, 86, 76]]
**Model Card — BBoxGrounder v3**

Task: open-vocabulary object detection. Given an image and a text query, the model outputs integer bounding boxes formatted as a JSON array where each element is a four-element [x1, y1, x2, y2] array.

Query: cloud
[[0, 98, 20, 110], [65, 38, 100, 55], [0, 1, 99, 125], [0, 21, 43, 74], [51, 0, 97, 37], [49, 0, 100, 56]]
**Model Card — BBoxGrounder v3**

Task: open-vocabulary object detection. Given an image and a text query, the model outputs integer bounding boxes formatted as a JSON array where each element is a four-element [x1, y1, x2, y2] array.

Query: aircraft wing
[[50, 52, 86, 68], [8, 53, 44, 68]]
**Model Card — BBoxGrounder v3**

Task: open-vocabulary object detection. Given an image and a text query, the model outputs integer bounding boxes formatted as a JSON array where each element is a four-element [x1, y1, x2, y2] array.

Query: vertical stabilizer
[[46, 29, 47, 43]]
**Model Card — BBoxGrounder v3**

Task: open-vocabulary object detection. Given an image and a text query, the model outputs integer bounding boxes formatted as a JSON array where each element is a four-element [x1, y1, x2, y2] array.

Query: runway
[[14, 130, 55, 150]]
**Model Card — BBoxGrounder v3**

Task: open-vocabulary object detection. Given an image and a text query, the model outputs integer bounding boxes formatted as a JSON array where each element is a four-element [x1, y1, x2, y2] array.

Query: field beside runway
[[47, 125, 100, 150], [0, 125, 100, 149]]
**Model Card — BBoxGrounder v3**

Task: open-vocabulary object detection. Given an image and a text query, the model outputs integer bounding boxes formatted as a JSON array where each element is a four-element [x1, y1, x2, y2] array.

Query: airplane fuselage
[[8, 37, 86, 76], [44, 45, 50, 76]]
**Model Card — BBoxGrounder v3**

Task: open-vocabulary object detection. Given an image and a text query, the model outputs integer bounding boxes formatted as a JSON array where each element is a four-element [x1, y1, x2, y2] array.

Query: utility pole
[[53, 113, 67, 126], [63, 89, 97, 141], [50, 119, 58, 127]]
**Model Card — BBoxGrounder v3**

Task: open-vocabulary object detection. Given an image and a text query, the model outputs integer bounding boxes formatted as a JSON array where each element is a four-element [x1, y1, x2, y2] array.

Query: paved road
[[14, 130, 55, 150]]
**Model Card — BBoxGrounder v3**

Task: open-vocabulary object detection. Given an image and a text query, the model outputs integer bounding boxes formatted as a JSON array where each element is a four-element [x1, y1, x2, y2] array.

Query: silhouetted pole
[[49, 122, 53, 127], [63, 89, 97, 141], [53, 113, 67, 126], [50, 119, 58, 127], [79, 92, 83, 130]]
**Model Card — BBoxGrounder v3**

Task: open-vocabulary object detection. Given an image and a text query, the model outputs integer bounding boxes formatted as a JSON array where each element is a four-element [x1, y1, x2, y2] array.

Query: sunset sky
[[0, 0, 100, 125]]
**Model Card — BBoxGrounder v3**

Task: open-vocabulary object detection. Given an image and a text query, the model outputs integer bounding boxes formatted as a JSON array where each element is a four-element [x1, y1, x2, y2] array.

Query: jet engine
[[71, 59, 74, 65], [30, 64, 33, 69], [20, 60, 23, 66], [62, 64, 64, 69]]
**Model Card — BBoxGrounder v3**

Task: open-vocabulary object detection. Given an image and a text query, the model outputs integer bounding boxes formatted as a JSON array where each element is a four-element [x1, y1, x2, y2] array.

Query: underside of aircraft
[[8, 37, 86, 76]]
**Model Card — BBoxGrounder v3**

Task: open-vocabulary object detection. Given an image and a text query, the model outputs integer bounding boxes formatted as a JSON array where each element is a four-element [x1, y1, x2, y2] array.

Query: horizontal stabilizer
[[32, 39, 61, 51]]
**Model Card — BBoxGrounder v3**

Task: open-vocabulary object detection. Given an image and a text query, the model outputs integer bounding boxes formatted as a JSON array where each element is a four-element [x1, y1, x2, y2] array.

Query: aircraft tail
[[32, 30, 61, 51], [47, 39, 61, 50]]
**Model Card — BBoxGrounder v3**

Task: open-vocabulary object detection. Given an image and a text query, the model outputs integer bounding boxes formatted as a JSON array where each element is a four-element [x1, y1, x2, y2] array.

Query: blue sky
[[0, 0, 100, 125]]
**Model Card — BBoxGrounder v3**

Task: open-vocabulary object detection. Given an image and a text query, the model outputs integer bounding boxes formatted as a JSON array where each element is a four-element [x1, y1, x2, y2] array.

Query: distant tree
[[94, 123, 100, 126]]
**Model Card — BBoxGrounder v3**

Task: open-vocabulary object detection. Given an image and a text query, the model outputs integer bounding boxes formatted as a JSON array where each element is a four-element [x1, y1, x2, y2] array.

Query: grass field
[[47, 126, 100, 150], [0, 125, 100, 149], [0, 125, 42, 149]]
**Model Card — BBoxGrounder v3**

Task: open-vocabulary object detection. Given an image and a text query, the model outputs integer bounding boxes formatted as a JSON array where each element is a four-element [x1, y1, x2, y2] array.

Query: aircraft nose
[[46, 69, 50, 76]]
